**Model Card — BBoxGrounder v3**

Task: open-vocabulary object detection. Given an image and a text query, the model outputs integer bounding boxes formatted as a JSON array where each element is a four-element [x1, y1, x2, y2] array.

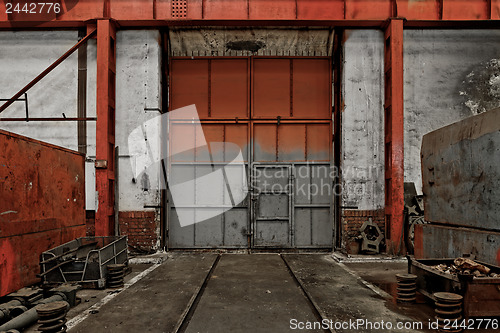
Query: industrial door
[[168, 58, 332, 249]]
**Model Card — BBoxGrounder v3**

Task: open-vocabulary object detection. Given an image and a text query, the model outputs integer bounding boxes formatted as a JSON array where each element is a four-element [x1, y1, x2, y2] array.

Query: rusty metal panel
[[292, 59, 331, 119], [171, 59, 209, 117], [415, 224, 500, 267], [297, 0, 345, 20], [0, 130, 85, 297], [211, 59, 249, 119], [421, 108, 500, 230], [253, 59, 291, 119], [203, 0, 249, 19], [278, 124, 306, 161], [248, 0, 297, 20], [110, 0, 154, 20], [442, 0, 489, 20], [253, 124, 277, 162], [306, 124, 330, 161], [345, 0, 393, 20], [399, 0, 440, 20]]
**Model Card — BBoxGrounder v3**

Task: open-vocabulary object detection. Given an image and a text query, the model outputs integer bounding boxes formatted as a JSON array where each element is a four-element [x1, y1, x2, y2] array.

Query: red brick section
[[86, 210, 96, 236], [342, 209, 386, 254], [119, 211, 157, 254]]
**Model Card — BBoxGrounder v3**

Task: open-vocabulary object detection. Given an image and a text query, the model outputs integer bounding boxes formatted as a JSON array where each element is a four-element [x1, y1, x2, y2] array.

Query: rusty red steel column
[[95, 19, 116, 236], [384, 18, 404, 254]]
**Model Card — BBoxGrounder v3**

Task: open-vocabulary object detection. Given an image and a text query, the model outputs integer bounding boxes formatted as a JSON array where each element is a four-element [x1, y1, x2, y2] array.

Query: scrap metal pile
[[431, 258, 500, 278]]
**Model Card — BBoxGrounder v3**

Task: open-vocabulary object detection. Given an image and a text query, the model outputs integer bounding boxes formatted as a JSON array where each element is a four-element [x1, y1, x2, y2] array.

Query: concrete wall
[[342, 30, 385, 211], [0, 31, 79, 150], [115, 30, 162, 251], [0, 30, 163, 251], [404, 30, 500, 194]]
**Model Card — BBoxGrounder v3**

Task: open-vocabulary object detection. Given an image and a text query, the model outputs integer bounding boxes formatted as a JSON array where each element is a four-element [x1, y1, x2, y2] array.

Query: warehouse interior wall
[[404, 29, 500, 195], [3, 28, 500, 253], [0, 31, 79, 149]]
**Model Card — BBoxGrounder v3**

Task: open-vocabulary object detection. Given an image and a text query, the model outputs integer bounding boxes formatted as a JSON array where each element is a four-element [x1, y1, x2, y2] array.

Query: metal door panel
[[306, 124, 330, 161], [277, 124, 306, 161], [254, 220, 290, 247], [252, 164, 293, 247], [211, 59, 249, 118], [223, 209, 248, 247], [194, 212, 224, 247], [258, 194, 289, 218], [169, 207, 195, 248], [170, 60, 209, 117], [253, 59, 291, 118], [310, 164, 331, 204], [311, 209, 331, 246], [294, 208, 312, 246], [253, 124, 277, 162], [292, 59, 331, 119], [169, 57, 333, 249]]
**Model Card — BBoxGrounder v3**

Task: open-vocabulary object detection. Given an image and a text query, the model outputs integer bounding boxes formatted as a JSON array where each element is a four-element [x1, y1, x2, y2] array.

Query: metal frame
[[40, 236, 128, 288]]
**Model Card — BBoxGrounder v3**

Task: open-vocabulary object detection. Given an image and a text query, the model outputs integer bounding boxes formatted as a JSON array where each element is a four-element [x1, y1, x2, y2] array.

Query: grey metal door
[[252, 164, 293, 248]]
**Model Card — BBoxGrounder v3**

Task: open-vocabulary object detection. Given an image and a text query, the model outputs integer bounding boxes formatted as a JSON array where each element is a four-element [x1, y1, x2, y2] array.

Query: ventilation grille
[[172, 0, 188, 18]]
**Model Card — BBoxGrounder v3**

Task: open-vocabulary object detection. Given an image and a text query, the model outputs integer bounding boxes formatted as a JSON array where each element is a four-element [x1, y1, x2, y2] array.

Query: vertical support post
[[384, 18, 404, 254], [95, 19, 116, 236]]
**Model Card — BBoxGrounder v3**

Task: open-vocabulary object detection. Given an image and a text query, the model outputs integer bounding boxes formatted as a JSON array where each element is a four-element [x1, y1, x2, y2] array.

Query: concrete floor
[[24, 253, 440, 333]]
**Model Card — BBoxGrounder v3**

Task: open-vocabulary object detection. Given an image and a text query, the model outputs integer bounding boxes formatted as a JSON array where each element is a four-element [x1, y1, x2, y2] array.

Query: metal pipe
[[0, 299, 23, 323], [0, 294, 65, 332]]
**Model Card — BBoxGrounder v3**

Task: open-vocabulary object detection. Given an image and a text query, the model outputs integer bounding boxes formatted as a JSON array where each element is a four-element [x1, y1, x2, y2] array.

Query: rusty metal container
[[40, 236, 128, 289], [0, 130, 85, 297], [408, 256, 500, 318]]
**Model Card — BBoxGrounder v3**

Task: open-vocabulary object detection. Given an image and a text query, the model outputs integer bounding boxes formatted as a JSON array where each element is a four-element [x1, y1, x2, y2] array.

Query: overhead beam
[[1, 1, 500, 28]]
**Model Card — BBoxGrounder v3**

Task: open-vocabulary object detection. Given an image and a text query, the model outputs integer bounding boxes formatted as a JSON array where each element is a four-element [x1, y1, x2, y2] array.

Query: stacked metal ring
[[433, 292, 463, 332], [36, 301, 69, 333], [107, 264, 126, 288], [395, 273, 417, 303]]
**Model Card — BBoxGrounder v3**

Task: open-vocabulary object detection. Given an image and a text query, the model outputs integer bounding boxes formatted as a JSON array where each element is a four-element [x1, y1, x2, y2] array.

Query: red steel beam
[[1, 1, 500, 27], [384, 18, 405, 255], [95, 19, 116, 237], [0, 29, 96, 114]]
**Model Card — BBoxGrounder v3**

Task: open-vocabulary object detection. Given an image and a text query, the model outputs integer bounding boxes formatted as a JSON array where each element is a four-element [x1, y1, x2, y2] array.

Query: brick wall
[[119, 211, 158, 254], [342, 209, 385, 254], [86, 210, 95, 236]]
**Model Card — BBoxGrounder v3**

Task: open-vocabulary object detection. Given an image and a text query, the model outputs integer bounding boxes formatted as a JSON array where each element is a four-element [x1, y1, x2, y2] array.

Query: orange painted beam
[[95, 19, 116, 237], [384, 18, 405, 255], [0, 0, 499, 27]]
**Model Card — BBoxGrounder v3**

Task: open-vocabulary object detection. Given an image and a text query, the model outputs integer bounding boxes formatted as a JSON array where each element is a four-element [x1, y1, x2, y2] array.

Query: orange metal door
[[168, 57, 332, 249]]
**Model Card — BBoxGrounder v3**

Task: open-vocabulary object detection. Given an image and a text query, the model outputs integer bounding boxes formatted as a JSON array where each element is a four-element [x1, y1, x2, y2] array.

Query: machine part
[[433, 292, 463, 333], [395, 274, 417, 303], [40, 236, 127, 289], [0, 300, 25, 324], [0, 294, 66, 332], [359, 218, 384, 254], [8, 288, 43, 306], [36, 301, 69, 333], [403, 182, 426, 254], [48, 285, 80, 308], [106, 264, 126, 288]]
